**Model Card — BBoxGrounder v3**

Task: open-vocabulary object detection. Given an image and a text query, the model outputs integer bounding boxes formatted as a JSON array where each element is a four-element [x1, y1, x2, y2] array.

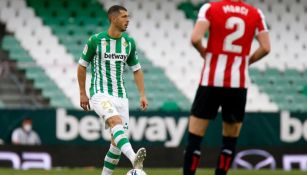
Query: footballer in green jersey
[[77, 5, 148, 175]]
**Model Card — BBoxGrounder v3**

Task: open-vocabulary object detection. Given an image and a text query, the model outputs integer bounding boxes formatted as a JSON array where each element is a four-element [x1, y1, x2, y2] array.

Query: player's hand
[[139, 95, 148, 111], [200, 47, 207, 59], [80, 94, 90, 111]]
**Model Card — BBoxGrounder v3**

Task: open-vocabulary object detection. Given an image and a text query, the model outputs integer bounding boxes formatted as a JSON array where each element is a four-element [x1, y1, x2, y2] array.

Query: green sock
[[102, 144, 121, 175], [111, 124, 136, 163]]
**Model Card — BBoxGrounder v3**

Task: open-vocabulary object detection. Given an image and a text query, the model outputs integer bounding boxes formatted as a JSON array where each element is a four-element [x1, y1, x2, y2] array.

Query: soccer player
[[77, 5, 148, 175], [183, 0, 270, 175]]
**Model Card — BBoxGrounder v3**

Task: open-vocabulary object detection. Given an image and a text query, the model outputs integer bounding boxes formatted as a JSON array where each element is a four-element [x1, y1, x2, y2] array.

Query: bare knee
[[107, 116, 122, 128], [188, 115, 210, 137], [222, 122, 242, 137]]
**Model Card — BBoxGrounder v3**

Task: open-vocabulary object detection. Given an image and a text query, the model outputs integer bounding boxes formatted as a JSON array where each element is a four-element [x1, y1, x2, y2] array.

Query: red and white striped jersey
[[197, 0, 268, 88]]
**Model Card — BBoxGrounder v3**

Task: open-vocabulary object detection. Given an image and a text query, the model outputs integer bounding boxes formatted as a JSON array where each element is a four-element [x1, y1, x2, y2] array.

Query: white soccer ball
[[126, 169, 147, 175]]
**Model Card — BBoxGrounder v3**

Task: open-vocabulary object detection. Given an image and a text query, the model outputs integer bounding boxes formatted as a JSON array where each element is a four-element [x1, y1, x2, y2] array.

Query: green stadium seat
[[284, 69, 302, 77], [2, 35, 74, 108], [149, 100, 162, 110], [251, 68, 307, 112], [160, 101, 181, 112], [303, 85, 307, 96], [249, 68, 262, 77], [178, 1, 205, 20], [9, 54, 33, 62], [1, 36, 18, 50], [42, 89, 65, 99], [25, 68, 46, 79], [0, 100, 5, 108], [50, 98, 74, 108]]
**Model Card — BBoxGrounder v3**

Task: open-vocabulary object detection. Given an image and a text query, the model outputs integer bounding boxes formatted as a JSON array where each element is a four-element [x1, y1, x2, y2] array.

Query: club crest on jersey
[[122, 41, 128, 47]]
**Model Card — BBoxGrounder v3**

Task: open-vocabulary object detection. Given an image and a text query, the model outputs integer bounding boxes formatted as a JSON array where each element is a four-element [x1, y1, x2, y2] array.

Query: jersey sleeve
[[78, 36, 96, 67], [197, 3, 211, 22], [256, 9, 269, 34], [126, 39, 141, 72]]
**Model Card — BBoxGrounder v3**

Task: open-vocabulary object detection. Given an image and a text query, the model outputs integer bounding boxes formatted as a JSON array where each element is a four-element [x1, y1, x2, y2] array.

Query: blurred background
[[0, 0, 306, 173]]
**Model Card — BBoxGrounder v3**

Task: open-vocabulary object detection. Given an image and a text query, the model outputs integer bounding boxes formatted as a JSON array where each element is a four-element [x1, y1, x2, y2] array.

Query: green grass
[[0, 168, 306, 175]]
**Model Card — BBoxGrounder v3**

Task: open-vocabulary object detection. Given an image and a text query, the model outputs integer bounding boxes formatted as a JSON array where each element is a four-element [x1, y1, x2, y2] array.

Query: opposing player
[[183, 0, 270, 175], [77, 5, 148, 175]]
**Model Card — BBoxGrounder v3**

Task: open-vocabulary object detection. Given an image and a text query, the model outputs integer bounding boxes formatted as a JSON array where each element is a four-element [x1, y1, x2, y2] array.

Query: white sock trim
[[111, 124, 124, 135], [101, 167, 113, 175], [105, 156, 119, 165], [110, 144, 121, 155]]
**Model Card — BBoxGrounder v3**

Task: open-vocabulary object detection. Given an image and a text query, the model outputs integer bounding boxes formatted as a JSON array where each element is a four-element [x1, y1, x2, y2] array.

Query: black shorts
[[191, 86, 247, 123]]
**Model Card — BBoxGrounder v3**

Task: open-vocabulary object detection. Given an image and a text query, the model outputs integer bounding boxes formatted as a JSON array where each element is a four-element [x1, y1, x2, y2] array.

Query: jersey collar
[[107, 32, 122, 40]]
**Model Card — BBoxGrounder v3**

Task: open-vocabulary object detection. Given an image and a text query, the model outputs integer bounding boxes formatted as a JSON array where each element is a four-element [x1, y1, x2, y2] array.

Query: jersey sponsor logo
[[104, 53, 128, 60], [223, 5, 249, 16]]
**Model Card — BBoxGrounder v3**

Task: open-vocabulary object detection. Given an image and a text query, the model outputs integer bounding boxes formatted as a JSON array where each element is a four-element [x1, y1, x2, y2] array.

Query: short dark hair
[[107, 5, 127, 21], [22, 117, 32, 125]]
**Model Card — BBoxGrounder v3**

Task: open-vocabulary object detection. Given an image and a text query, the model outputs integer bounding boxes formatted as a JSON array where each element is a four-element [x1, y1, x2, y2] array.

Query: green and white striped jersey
[[79, 31, 141, 98]]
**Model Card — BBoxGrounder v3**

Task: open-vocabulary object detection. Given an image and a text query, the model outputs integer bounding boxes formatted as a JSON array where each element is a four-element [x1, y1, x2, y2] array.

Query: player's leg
[[101, 140, 121, 175], [108, 97, 146, 169], [183, 116, 209, 175], [91, 95, 144, 170], [108, 115, 146, 169], [215, 122, 242, 175], [183, 87, 221, 175], [215, 88, 247, 175], [91, 95, 124, 174]]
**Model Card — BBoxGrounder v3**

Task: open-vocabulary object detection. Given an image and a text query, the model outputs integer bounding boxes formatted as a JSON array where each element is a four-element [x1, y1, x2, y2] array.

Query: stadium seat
[[0, 100, 5, 109], [1, 35, 73, 108]]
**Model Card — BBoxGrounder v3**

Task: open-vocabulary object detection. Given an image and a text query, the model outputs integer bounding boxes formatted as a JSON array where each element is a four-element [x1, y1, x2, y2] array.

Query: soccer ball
[[126, 169, 147, 175]]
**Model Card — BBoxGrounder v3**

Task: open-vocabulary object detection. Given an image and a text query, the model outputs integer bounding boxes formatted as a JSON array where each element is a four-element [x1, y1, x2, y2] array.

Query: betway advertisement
[[0, 109, 307, 147]]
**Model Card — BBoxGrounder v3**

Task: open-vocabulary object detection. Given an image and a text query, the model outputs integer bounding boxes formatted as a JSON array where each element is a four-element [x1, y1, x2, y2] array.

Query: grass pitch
[[0, 168, 306, 175]]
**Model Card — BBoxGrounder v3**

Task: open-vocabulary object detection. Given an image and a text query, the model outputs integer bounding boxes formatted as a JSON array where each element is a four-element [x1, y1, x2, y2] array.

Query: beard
[[121, 25, 128, 32]]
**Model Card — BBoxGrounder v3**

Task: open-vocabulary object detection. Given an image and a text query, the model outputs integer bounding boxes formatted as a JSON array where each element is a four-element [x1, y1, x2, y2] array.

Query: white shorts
[[90, 93, 129, 130]]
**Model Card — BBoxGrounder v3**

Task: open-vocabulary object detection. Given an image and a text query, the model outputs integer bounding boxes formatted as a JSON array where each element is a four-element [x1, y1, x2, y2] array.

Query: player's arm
[[127, 40, 148, 111], [77, 65, 89, 110], [77, 36, 96, 111], [191, 21, 209, 59], [191, 3, 211, 59], [133, 69, 147, 111], [249, 9, 271, 65], [249, 32, 270, 65]]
